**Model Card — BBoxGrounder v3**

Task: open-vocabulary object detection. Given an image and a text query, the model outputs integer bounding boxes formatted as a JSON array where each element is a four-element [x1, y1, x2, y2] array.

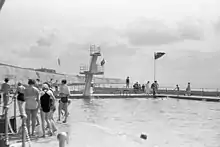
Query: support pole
[[13, 96, 16, 133], [154, 53, 156, 82], [4, 105, 9, 146], [22, 115, 26, 147]]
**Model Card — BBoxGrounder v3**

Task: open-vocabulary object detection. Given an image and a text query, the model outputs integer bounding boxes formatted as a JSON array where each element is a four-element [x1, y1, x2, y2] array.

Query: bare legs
[[63, 103, 68, 123], [36, 113, 40, 126], [25, 109, 38, 135], [49, 111, 57, 132], [17, 101, 25, 116], [41, 110, 53, 137], [58, 102, 68, 123], [58, 102, 63, 121]]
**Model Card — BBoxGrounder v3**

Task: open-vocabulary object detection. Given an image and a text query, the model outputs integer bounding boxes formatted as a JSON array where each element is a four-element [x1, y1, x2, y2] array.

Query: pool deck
[[69, 93, 220, 102]]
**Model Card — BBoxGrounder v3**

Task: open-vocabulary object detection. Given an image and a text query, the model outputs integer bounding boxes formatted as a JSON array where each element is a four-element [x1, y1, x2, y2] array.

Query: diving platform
[[79, 44, 105, 97], [79, 64, 104, 75]]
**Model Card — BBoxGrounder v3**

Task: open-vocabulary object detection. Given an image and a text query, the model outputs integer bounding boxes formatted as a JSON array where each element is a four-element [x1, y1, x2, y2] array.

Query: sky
[[0, 0, 220, 89]]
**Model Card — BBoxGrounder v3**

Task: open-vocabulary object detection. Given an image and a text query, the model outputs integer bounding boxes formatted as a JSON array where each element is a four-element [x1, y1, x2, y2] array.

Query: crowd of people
[[126, 76, 192, 96], [0, 78, 71, 138], [131, 81, 159, 96]]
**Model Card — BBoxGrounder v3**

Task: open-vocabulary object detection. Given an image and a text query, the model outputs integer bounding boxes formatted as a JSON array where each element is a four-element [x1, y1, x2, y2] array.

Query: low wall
[[88, 87, 220, 97], [158, 88, 220, 97]]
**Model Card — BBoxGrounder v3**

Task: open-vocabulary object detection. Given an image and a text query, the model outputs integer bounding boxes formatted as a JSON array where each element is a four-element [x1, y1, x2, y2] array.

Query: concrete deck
[[69, 93, 220, 102]]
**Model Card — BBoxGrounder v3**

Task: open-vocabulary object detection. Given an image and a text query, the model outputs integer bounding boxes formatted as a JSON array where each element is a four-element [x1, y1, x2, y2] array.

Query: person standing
[[14, 82, 26, 115], [40, 83, 57, 137], [145, 81, 150, 95], [155, 81, 159, 94], [151, 81, 157, 98], [54, 86, 59, 98], [1, 78, 11, 114], [58, 79, 70, 123], [174, 85, 180, 96], [126, 77, 130, 88], [24, 79, 40, 136], [186, 82, 191, 96], [35, 79, 41, 126], [141, 84, 145, 93]]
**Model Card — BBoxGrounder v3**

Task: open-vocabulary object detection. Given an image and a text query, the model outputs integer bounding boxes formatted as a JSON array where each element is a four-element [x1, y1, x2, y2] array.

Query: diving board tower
[[79, 44, 104, 97]]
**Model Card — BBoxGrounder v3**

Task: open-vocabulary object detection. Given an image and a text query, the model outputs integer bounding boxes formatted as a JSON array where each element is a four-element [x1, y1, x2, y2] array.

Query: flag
[[58, 58, 61, 66], [154, 52, 165, 60], [101, 58, 105, 66], [0, 0, 5, 11]]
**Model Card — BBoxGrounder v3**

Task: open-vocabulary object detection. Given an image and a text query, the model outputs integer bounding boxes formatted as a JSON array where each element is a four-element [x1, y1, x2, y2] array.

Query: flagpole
[[154, 52, 156, 82]]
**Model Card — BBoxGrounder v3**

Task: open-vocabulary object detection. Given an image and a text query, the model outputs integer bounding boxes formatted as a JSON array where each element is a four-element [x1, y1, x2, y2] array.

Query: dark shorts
[[41, 105, 51, 113], [17, 93, 25, 102], [60, 97, 68, 103], [50, 105, 56, 112]]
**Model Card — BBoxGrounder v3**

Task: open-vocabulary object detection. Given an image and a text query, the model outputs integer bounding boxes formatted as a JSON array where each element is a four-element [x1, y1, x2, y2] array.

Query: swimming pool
[[31, 98, 220, 147]]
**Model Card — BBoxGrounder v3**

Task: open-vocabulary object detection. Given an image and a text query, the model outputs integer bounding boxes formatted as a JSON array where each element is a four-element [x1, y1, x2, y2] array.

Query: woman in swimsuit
[[14, 82, 26, 116], [40, 83, 56, 137], [24, 79, 40, 136], [48, 83, 57, 131]]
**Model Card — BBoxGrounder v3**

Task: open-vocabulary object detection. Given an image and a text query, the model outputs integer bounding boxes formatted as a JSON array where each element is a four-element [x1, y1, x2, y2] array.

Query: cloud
[[177, 18, 204, 40], [123, 17, 204, 46], [14, 28, 59, 59]]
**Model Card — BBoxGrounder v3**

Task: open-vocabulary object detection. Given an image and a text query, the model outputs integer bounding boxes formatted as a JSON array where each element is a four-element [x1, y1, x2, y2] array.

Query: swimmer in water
[[57, 132, 69, 147]]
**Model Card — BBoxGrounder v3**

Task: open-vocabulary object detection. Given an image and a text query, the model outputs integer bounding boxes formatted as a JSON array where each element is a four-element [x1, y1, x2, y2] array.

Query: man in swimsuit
[[58, 79, 70, 123], [1, 78, 11, 114]]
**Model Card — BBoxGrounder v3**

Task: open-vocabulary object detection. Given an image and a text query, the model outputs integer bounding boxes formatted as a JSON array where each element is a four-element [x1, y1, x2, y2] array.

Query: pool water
[[31, 98, 220, 147]]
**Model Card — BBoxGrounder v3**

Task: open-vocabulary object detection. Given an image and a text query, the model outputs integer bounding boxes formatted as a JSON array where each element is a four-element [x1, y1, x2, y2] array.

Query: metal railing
[[79, 65, 89, 73], [158, 87, 220, 97], [89, 44, 101, 56]]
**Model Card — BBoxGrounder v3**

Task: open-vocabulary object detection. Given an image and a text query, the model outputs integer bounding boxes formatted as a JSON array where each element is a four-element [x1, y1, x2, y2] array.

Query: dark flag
[[154, 52, 165, 60], [101, 59, 105, 66], [0, 0, 5, 11]]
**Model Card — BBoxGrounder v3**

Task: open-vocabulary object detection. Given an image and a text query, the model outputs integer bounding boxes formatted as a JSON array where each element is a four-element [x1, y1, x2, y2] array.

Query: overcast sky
[[0, 0, 220, 89]]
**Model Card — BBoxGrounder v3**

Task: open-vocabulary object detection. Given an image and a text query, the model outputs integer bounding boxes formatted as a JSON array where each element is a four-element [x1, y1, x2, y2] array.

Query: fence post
[[201, 88, 204, 96], [4, 105, 9, 147], [217, 89, 219, 97]]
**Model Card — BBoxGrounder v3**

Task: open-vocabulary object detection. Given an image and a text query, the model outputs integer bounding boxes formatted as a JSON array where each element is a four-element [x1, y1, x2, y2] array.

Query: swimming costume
[[60, 97, 68, 103], [17, 92, 25, 102], [40, 91, 52, 113]]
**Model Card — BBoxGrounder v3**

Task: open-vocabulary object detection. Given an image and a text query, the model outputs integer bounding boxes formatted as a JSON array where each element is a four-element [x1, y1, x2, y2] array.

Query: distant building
[[35, 68, 56, 73]]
